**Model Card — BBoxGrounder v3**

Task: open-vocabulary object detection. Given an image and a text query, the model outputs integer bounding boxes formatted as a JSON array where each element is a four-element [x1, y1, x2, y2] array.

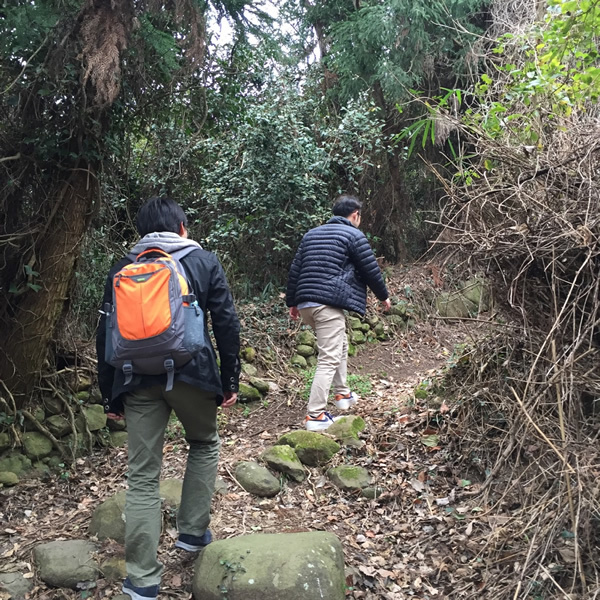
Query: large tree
[[0, 0, 261, 403]]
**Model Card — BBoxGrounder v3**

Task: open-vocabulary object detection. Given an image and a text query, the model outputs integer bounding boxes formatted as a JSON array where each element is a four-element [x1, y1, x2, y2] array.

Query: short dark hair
[[135, 196, 188, 237], [332, 194, 362, 218]]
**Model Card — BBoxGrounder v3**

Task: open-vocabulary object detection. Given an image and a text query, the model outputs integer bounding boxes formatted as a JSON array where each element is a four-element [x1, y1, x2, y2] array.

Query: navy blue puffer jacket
[[286, 216, 389, 315]]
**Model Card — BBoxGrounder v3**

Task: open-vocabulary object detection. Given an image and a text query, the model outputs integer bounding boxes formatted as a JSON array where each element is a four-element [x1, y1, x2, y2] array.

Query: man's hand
[[381, 298, 392, 312], [221, 391, 237, 408], [289, 306, 300, 320], [107, 412, 125, 420]]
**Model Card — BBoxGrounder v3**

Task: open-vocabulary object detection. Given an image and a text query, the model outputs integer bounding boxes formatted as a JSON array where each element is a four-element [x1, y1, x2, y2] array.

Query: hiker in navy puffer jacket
[[286, 195, 391, 431]]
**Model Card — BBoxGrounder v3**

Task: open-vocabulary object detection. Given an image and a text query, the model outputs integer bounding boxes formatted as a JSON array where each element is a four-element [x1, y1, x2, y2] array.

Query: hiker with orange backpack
[[286, 195, 391, 432], [96, 196, 240, 600]]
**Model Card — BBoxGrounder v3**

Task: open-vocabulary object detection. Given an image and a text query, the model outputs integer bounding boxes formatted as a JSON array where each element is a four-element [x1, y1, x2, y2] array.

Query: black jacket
[[286, 216, 389, 315], [96, 247, 240, 414]]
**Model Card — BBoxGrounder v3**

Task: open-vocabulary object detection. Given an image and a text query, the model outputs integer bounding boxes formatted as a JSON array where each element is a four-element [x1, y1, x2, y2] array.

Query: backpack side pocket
[[183, 302, 205, 354]]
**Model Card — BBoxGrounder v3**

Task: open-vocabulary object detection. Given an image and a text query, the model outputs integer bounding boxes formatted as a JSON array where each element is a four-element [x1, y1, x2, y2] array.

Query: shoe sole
[[334, 399, 357, 410], [122, 586, 158, 600], [305, 422, 334, 431]]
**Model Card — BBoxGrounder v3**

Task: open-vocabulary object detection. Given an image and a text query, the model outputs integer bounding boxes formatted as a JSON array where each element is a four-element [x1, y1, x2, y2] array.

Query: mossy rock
[[100, 557, 127, 581], [373, 322, 386, 338], [241, 363, 258, 377], [46, 415, 72, 438], [76, 405, 107, 433], [107, 416, 127, 431], [0, 471, 19, 486], [327, 416, 366, 448], [238, 383, 262, 403], [362, 487, 385, 499], [351, 330, 366, 344], [347, 344, 357, 357], [75, 375, 93, 391], [89, 388, 103, 404], [24, 407, 46, 431], [296, 330, 316, 346], [109, 431, 128, 448], [0, 432, 11, 451], [261, 445, 306, 482], [22, 432, 53, 460], [327, 465, 371, 491], [249, 377, 269, 394], [42, 395, 63, 416], [436, 292, 477, 318], [307, 355, 318, 368], [386, 315, 406, 327], [390, 302, 408, 317], [0, 452, 32, 477], [358, 322, 371, 333], [242, 347, 257, 362], [296, 344, 315, 358], [290, 354, 308, 369], [461, 277, 491, 311], [276, 431, 340, 467], [348, 316, 362, 330], [365, 314, 380, 327], [75, 391, 90, 402]]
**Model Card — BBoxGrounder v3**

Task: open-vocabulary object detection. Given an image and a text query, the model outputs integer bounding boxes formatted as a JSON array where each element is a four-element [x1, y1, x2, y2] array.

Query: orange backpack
[[104, 248, 205, 390]]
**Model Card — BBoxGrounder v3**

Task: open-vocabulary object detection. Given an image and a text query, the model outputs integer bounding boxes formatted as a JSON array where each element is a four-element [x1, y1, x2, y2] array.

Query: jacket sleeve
[[351, 234, 389, 301], [96, 273, 117, 411], [206, 258, 241, 393], [286, 242, 303, 307]]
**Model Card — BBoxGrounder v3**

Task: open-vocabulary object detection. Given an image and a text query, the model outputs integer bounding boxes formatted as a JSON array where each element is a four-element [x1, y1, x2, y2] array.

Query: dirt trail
[[1, 308, 485, 600]]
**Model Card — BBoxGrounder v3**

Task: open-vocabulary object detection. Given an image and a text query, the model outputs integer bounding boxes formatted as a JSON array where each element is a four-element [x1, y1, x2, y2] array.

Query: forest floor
[[0, 266, 505, 600]]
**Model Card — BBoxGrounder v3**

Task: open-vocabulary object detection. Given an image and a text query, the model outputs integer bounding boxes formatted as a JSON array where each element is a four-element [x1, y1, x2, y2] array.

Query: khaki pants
[[299, 305, 350, 416], [123, 382, 220, 587]]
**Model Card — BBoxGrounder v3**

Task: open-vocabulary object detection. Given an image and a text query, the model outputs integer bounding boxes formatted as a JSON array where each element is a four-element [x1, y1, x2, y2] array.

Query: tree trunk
[[0, 167, 96, 404], [370, 81, 408, 261]]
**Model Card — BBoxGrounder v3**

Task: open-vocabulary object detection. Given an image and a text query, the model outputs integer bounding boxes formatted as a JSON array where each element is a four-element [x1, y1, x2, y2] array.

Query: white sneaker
[[305, 411, 340, 431], [334, 392, 359, 410]]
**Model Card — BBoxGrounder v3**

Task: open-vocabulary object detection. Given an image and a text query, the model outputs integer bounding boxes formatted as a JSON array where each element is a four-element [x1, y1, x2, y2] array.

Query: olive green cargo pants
[[123, 382, 220, 587]]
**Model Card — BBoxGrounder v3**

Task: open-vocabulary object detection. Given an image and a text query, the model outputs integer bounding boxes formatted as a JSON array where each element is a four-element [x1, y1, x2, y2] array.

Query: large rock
[[193, 532, 345, 600], [276, 431, 340, 467], [461, 277, 491, 311], [33, 540, 98, 589], [436, 292, 477, 318], [238, 383, 262, 403], [235, 461, 280, 497], [327, 465, 371, 491], [327, 416, 366, 448], [0, 452, 32, 478], [76, 405, 107, 433], [261, 446, 305, 482], [0, 571, 34, 599], [89, 490, 126, 542], [89, 479, 183, 543], [296, 330, 316, 346], [22, 432, 53, 460], [46, 415, 72, 438]]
